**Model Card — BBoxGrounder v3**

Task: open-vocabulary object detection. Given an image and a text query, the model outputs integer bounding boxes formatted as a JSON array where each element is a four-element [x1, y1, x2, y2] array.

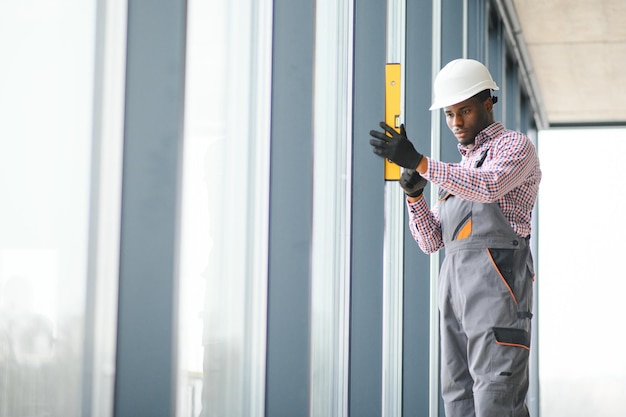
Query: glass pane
[[0, 1, 100, 416], [177, 1, 272, 416], [538, 128, 626, 416]]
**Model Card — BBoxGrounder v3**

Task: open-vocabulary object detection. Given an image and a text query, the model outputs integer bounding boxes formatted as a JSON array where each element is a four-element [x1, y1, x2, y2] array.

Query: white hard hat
[[429, 58, 499, 110]]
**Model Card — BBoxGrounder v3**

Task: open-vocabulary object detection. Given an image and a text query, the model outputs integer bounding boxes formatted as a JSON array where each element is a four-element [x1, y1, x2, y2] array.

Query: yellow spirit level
[[384, 63, 401, 181]]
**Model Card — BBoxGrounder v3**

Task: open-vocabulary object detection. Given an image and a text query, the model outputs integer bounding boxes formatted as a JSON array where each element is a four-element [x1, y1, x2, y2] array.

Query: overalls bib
[[437, 189, 534, 417]]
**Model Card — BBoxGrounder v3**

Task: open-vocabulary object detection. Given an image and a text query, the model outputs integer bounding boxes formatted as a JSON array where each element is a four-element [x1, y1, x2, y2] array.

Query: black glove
[[399, 169, 427, 197], [369, 122, 423, 169]]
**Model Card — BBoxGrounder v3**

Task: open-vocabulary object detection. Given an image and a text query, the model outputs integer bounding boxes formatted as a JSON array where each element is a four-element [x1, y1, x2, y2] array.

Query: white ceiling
[[513, 0, 626, 125]]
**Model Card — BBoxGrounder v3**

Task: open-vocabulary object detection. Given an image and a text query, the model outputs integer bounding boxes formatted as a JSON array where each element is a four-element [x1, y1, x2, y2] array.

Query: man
[[369, 58, 541, 417]]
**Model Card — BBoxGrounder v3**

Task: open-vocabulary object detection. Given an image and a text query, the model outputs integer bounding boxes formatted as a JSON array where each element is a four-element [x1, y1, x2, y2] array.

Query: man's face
[[443, 96, 493, 147]]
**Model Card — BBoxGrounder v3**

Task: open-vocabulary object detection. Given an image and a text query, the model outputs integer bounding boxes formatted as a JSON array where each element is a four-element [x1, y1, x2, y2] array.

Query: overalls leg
[[439, 255, 476, 417], [461, 245, 532, 417]]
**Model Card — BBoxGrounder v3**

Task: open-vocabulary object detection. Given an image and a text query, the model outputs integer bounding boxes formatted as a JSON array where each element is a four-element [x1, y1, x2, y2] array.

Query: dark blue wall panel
[[403, 0, 433, 415], [488, 11, 505, 124], [467, 0, 487, 62], [265, 0, 315, 416], [114, 1, 187, 416], [350, 0, 387, 415], [440, 0, 464, 164]]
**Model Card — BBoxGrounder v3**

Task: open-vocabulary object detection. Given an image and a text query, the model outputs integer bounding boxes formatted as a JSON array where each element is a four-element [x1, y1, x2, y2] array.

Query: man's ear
[[484, 97, 494, 112]]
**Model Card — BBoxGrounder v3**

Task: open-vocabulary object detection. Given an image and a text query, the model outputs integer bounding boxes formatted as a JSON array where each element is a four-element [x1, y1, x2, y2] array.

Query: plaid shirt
[[407, 122, 541, 254]]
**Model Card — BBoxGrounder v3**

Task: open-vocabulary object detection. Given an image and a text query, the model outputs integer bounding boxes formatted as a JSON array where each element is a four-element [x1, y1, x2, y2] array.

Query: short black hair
[[474, 89, 498, 105]]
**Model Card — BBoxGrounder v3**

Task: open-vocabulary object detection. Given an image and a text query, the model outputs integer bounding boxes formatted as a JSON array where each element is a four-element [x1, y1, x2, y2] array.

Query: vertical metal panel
[[86, 0, 127, 415], [430, 1, 442, 416], [246, 3, 273, 415], [350, 0, 387, 415], [309, 0, 353, 416], [525, 118, 540, 417], [505, 56, 521, 131], [440, 0, 464, 164], [520, 95, 530, 134], [466, 0, 487, 62], [265, 0, 315, 416], [381, 184, 405, 416], [382, 2, 406, 417], [487, 11, 505, 124], [403, 0, 433, 415], [114, 0, 187, 416]]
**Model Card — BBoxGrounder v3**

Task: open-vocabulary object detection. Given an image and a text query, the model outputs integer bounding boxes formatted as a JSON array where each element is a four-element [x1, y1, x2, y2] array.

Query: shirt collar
[[458, 122, 503, 156]]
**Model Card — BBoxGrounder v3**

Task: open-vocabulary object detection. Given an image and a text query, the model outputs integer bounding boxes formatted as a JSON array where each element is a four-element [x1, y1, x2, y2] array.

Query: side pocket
[[486, 248, 517, 304], [490, 327, 531, 386], [526, 255, 536, 282], [493, 327, 530, 350]]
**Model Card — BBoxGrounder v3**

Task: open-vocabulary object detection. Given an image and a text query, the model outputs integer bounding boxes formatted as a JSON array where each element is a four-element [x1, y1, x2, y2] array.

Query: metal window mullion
[[85, 0, 128, 415], [113, 1, 187, 416], [527, 127, 540, 417], [429, 1, 442, 417], [462, 0, 468, 58], [382, 1, 406, 417], [243, 0, 273, 415], [310, 0, 353, 416]]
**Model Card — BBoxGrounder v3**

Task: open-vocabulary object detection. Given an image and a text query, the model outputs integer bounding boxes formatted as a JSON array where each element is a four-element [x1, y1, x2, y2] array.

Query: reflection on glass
[[0, 250, 65, 415], [178, 1, 272, 416]]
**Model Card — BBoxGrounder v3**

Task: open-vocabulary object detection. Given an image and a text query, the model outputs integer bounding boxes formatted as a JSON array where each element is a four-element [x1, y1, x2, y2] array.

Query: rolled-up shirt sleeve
[[407, 196, 443, 254]]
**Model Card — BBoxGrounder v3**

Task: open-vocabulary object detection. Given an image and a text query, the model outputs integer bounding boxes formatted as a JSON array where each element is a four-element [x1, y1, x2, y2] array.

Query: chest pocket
[[439, 189, 473, 242], [452, 212, 472, 240]]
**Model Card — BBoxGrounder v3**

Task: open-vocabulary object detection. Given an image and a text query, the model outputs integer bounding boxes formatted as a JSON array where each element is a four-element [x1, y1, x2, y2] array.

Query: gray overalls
[[437, 188, 535, 417]]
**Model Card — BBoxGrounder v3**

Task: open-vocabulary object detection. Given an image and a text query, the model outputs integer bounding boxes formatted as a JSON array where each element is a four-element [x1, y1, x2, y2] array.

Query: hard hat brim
[[430, 83, 499, 110]]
